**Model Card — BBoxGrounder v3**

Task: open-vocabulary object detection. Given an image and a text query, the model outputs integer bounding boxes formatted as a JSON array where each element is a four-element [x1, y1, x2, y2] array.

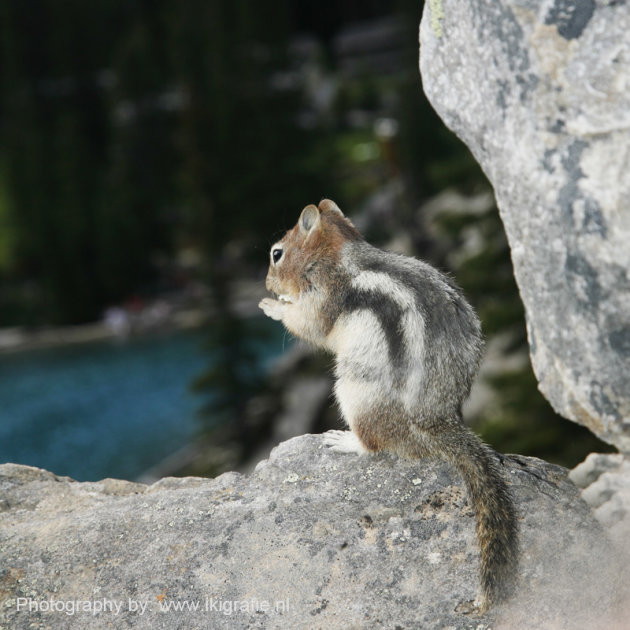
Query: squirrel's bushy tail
[[424, 423, 519, 609]]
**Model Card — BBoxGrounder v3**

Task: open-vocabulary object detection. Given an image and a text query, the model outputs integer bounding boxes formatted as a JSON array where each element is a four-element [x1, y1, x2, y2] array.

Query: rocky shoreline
[[0, 280, 267, 355]]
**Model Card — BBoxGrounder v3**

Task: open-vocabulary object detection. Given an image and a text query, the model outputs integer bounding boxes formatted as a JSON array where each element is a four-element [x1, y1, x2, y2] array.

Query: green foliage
[[436, 207, 526, 338], [479, 369, 615, 467], [168, 0, 336, 255], [0, 0, 337, 325], [332, 129, 386, 206], [191, 309, 272, 428], [0, 1, 156, 323], [0, 161, 14, 272]]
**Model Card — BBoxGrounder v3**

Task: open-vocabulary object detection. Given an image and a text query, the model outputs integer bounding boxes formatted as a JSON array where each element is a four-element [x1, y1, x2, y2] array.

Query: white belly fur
[[328, 309, 392, 427]]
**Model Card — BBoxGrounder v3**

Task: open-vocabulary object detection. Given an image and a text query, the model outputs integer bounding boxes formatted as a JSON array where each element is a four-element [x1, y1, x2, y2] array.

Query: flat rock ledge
[[1, 435, 628, 630]]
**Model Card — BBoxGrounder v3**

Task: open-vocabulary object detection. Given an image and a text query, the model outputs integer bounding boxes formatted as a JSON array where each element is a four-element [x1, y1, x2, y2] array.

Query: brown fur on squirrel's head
[[265, 199, 361, 303]]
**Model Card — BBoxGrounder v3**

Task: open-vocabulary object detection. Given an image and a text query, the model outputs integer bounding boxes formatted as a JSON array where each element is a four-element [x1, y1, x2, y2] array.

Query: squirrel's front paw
[[323, 430, 367, 455], [259, 298, 284, 321]]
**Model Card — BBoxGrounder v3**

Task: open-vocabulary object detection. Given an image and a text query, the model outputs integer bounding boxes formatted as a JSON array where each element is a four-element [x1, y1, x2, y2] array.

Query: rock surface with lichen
[[1, 435, 628, 629], [419, 0, 630, 453]]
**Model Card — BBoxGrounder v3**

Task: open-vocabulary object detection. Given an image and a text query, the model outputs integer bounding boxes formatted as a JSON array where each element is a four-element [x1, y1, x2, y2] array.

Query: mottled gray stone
[[1, 436, 629, 629], [420, 0, 630, 452], [570, 452, 630, 548]]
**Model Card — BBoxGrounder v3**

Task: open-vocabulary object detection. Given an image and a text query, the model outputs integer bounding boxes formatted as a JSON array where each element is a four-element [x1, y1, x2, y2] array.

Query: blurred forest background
[[0, 0, 611, 480]]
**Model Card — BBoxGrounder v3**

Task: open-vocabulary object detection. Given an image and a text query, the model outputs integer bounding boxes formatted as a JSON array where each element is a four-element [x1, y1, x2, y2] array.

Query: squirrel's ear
[[299, 204, 321, 235], [318, 199, 344, 217]]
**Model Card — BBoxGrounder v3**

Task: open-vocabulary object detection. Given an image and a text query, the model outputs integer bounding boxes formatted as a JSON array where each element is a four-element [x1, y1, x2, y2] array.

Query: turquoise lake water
[[0, 322, 285, 482]]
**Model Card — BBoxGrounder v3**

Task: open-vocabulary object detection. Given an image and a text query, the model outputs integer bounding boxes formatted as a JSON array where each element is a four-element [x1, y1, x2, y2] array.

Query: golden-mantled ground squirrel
[[259, 199, 518, 610]]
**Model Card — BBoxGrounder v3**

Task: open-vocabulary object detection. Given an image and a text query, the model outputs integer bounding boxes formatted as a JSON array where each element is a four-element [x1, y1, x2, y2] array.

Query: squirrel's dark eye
[[272, 248, 283, 264]]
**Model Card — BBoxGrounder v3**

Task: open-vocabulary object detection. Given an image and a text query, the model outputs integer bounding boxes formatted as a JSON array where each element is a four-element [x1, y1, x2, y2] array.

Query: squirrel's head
[[265, 199, 361, 303]]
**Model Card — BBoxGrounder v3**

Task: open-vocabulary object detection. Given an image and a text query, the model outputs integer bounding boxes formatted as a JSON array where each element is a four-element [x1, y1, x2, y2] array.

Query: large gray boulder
[[1, 435, 628, 629], [419, 0, 630, 452]]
